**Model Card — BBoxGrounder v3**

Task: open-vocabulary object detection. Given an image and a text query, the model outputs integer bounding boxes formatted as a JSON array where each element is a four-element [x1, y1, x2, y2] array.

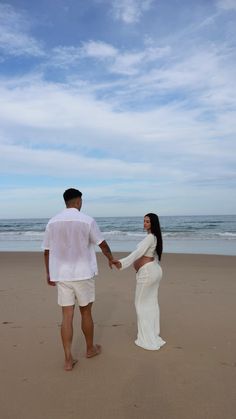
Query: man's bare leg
[[61, 305, 77, 370], [79, 302, 101, 358]]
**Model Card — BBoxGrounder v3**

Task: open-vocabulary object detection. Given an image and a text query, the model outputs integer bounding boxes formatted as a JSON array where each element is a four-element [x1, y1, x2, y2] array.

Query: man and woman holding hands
[[43, 188, 165, 371]]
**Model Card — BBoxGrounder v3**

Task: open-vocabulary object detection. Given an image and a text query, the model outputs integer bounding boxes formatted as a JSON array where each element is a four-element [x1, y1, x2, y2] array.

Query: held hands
[[109, 259, 122, 270], [113, 259, 122, 269]]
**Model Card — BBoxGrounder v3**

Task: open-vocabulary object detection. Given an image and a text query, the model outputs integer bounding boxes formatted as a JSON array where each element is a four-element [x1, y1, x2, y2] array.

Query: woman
[[113, 213, 166, 350]]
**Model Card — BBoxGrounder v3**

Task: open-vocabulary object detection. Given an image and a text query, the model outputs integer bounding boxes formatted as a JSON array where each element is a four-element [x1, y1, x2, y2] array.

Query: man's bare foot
[[64, 359, 78, 371], [86, 344, 101, 358]]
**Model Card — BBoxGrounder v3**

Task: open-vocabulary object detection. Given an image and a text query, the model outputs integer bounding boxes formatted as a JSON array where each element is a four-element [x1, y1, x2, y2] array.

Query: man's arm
[[44, 250, 56, 286], [99, 240, 114, 268]]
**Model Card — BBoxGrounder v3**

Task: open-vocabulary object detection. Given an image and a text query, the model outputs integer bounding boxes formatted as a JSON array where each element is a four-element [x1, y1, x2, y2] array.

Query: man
[[42, 188, 113, 371]]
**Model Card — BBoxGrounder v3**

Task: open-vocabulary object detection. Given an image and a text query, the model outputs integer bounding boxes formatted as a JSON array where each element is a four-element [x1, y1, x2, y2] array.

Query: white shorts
[[56, 279, 95, 307]]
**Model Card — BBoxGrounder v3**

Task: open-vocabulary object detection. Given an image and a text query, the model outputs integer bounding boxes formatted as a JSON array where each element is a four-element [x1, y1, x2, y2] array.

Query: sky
[[0, 0, 236, 218]]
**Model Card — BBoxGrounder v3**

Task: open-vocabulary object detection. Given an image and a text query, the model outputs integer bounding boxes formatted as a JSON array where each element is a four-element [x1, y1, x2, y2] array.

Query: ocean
[[0, 215, 235, 255]]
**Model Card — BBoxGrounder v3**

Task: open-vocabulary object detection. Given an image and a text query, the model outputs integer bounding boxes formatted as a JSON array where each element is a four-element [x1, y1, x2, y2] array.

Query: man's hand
[[99, 240, 115, 269], [47, 273, 56, 286], [44, 250, 55, 286]]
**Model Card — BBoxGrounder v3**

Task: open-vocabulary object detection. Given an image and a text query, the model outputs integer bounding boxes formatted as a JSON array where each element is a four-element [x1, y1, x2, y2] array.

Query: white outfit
[[119, 234, 166, 350], [42, 208, 104, 282], [57, 279, 95, 307]]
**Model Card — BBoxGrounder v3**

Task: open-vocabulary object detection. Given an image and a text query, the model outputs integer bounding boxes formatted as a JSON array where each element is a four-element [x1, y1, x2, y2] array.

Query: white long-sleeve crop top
[[119, 233, 157, 270]]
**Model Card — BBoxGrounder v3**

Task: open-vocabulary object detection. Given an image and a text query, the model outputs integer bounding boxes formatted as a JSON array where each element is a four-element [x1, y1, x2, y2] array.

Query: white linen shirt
[[42, 208, 104, 281], [119, 234, 157, 270]]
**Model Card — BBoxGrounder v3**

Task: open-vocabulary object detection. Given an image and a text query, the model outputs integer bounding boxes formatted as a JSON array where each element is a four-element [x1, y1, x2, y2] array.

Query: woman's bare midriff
[[133, 256, 154, 272]]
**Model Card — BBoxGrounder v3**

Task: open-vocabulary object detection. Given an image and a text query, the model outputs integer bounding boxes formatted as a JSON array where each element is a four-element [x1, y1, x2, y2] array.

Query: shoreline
[[0, 248, 236, 256], [1, 252, 235, 419], [0, 237, 236, 256]]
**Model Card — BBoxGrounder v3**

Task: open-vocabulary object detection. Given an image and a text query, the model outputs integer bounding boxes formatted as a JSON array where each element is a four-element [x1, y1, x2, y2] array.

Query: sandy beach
[[0, 251, 235, 419]]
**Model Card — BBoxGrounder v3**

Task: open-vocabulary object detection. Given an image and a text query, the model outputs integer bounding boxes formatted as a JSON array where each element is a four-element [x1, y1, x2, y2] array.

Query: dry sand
[[0, 252, 235, 419]]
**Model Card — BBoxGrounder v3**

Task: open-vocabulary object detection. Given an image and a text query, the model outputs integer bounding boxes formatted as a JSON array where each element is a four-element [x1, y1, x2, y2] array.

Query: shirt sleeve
[[89, 219, 104, 245], [42, 225, 50, 250], [119, 234, 154, 270]]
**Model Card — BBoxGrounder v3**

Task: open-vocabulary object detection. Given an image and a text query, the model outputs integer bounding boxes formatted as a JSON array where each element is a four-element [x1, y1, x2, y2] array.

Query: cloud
[[50, 41, 118, 68], [217, 0, 236, 10], [81, 40, 118, 58], [110, 0, 154, 23], [0, 142, 151, 179], [0, 3, 44, 57], [50, 39, 170, 76], [0, 182, 174, 218], [0, 75, 149, 147], [109, 46, 170, 75], [0, 64, 235, 161], [108, 43, 236, 114], [0, 1, 236, 218], [48, 35, 234, 109], [49, 46, 82, 68], [0, 74, 206, 154]]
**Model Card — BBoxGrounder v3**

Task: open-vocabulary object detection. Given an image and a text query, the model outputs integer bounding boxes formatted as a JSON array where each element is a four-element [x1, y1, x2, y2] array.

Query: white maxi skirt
[[135, 261, 166, 350]]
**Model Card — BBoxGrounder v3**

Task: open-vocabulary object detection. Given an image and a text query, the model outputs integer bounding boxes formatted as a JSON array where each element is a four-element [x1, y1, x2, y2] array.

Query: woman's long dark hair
[[145, 213, 163, 261]]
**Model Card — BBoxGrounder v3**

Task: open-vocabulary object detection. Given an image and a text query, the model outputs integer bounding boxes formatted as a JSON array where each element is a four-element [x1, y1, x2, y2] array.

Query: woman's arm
[[119, 234, 154, 270]]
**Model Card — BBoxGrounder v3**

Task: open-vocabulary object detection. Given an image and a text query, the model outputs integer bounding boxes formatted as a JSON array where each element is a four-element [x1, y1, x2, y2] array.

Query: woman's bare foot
[[86, 344, 101, 358]]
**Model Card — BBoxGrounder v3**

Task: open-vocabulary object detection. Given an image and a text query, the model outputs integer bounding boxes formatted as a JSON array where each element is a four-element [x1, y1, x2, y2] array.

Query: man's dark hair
[[63, 188, 82, 203]]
